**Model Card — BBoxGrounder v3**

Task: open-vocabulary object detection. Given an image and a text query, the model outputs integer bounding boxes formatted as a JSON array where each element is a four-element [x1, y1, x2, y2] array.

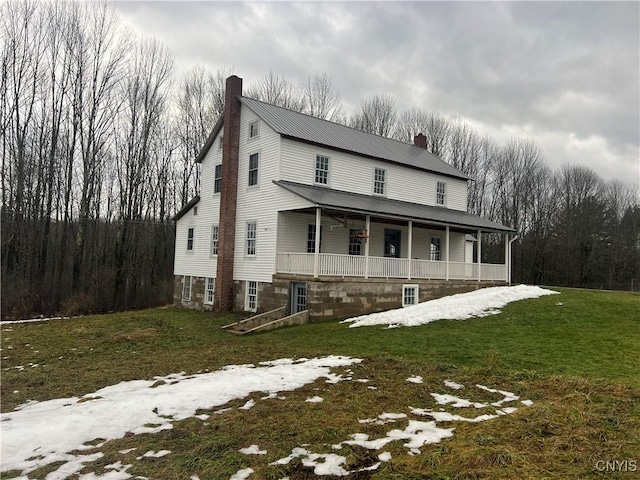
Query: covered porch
[[273, 181, 516, 283]]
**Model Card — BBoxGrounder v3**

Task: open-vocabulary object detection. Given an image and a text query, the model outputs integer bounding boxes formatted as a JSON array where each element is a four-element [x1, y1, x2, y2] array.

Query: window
[[246, 280, 257, 312], [307, 224, 323, 253], [349, 229, 362, 256], [248, 153, 259, 186], [214, 164, 222, 194], [315, 155, 329, 185], [430, 237, 441, 261], [436, 181, 446, 205], [402, 284, 418, 307], [182, 276, 192, 302], [187, 227, 194, 251], [193, 206, 198, 216], [374, 168, 386, 195], [249, 121, 259, 138], [205, 277, 215, 305], [210, 225, 219, 256], [218, 136, 223, 150], [246, 222, 257, 256]]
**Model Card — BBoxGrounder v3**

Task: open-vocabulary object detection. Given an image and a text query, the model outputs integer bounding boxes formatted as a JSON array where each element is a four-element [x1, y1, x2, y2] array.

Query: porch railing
[[276, 253, 506, 282]]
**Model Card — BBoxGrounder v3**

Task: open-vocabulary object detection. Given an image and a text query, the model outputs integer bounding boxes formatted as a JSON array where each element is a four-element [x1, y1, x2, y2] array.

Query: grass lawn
[[1, 287, 639, 479]]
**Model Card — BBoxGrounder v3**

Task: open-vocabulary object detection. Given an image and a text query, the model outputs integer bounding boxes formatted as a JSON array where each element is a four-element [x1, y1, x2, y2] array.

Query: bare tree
[[394, 107, 450, 157], [174, 66, 229, 206], [246, 70, 304, 112], [302, 73, 344, 122], [350, 93, 396, 137]]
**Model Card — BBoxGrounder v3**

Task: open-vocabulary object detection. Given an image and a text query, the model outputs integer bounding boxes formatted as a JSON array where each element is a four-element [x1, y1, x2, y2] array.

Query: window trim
[[248, 120, 259, 139], [246, 221, 257, 256], [348, 228, 362, 256], [186, 227, 195, 252], [402, 284, 418, 307], [307, 224, 323, 253], [182, 275, 192, 302], [248, 152, 259, 187], [218, 135, 224, 150], [373, 167, 386, 196], [430, 237, 442, 261], [314, 154, 330, 186], [245, 280, 258, 312], [214, 164, 222, 194], [210, 225, 219, 257], [436, 180, 446, 206], [205, 277, 215, 305]]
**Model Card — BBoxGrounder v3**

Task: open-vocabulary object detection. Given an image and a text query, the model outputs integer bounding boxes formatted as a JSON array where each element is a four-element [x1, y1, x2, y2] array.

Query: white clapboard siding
[[232, 106, 313, 283], [279, 138, 468, 211], [173, 127, 224, 278]]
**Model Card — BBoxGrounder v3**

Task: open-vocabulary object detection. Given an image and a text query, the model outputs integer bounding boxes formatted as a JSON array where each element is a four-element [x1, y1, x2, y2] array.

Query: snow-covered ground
[[1, 357, 533, 480], [342, 285, 559, 328]]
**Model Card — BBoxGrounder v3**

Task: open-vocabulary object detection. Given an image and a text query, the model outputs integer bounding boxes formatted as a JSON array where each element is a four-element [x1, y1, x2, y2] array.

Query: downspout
[[508, 234, 520, 285]]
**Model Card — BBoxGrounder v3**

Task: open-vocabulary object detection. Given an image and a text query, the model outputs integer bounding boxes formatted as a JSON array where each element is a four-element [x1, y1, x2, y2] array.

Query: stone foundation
[[174, 274, 506, 320]]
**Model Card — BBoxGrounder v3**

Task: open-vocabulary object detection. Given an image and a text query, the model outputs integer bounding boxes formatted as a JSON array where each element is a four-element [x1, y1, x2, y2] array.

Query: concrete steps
[[222, 306, 310, 335]]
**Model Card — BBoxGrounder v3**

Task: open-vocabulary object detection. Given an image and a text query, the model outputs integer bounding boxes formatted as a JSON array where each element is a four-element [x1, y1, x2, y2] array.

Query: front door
[[384, 229, 401, 258], [290, 282, 307, 314]]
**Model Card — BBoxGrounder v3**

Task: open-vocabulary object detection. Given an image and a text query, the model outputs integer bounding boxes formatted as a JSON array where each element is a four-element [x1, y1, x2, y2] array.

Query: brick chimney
[[414, 133, 427, 149], [216, 75, 243, 311]]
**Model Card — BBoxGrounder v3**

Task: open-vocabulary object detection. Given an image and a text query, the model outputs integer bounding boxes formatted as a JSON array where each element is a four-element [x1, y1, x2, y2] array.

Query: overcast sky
[[113, 1, 639, 185]]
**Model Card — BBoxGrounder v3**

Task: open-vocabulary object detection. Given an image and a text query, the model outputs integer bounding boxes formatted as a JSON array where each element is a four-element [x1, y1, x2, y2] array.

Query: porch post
[[477, 229, 482, 281], [407, 220, 413, 279], [504, 233, 509, 283], [313, 207, 321, 278], [445, 226, 450, 281], [364, 215, 370, 279]]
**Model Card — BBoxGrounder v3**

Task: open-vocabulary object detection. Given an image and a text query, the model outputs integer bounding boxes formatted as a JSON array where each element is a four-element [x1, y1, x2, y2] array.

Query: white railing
[[276, 253, 506, 282]]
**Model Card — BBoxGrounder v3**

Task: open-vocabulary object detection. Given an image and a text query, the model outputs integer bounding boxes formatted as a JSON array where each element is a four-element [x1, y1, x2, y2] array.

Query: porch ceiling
[[274, 180, 515, 234]]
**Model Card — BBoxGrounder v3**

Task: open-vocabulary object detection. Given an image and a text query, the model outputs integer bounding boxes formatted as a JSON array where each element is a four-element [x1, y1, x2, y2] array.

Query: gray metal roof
[[274, 180, 515, 233], [240, 96, 470, 180]]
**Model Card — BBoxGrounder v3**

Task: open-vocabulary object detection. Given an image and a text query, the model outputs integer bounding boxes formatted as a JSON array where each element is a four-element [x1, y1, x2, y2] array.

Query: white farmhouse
[[173, 76, 515, 321]]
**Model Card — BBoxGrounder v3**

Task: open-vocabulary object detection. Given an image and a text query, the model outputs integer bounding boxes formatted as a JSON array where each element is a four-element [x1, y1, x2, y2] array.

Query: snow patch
[[342, 285, 559, 328]]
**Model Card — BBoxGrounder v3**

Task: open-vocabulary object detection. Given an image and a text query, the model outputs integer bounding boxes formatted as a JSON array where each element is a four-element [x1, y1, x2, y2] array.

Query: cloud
[[113, 1, 639, 183]]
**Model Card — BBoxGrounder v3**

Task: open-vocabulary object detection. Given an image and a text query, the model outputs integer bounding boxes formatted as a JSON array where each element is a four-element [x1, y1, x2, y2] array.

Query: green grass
[[1, 288, 639, 479]]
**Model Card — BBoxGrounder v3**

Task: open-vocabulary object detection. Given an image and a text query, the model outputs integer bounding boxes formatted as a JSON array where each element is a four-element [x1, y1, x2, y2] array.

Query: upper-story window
[[246, 221, 257, 256], [249, 121, 259, 139], [374, 168, 386, 195], [187, 227, 194, 251], [218, 136, 223, 150], [315, 155, 329, 185], [436, 181, 446, 206], [248, 153, 259, 186], [214, 164, 222, 194]]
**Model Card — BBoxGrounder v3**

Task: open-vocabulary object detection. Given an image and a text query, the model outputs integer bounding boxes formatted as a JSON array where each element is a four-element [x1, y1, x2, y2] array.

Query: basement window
[[182, 276, 192, 302], [205, 277, 215, 305], [246, 280, 257, 312], [402, 284, 418, 307]]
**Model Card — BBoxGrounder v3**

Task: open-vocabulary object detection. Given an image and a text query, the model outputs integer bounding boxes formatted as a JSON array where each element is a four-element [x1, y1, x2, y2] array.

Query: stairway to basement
[[222, 306, 310, 335]]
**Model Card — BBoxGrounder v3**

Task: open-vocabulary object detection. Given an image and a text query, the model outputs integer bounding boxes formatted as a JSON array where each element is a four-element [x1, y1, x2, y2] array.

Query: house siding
[[232, 106, 313, 284], [276, 211, 467, 261], [279, 138, 468, 211]]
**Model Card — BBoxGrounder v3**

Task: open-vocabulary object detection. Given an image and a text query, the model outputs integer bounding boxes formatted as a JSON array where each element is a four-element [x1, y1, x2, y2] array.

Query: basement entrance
[[290, 282, 308, 314]]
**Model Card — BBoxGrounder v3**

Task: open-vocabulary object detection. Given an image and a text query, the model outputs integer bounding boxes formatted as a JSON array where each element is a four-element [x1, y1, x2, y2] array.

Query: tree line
[[2, 1, 638, 319]]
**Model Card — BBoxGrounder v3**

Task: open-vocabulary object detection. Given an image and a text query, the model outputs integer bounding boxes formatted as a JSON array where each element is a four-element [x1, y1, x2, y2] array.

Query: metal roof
[[274, 180, 515, 233], [239, 96, 470, 180]]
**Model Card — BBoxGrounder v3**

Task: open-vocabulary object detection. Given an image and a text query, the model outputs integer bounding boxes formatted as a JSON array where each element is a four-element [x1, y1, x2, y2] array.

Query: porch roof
[[274, 180, 515, 234]]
